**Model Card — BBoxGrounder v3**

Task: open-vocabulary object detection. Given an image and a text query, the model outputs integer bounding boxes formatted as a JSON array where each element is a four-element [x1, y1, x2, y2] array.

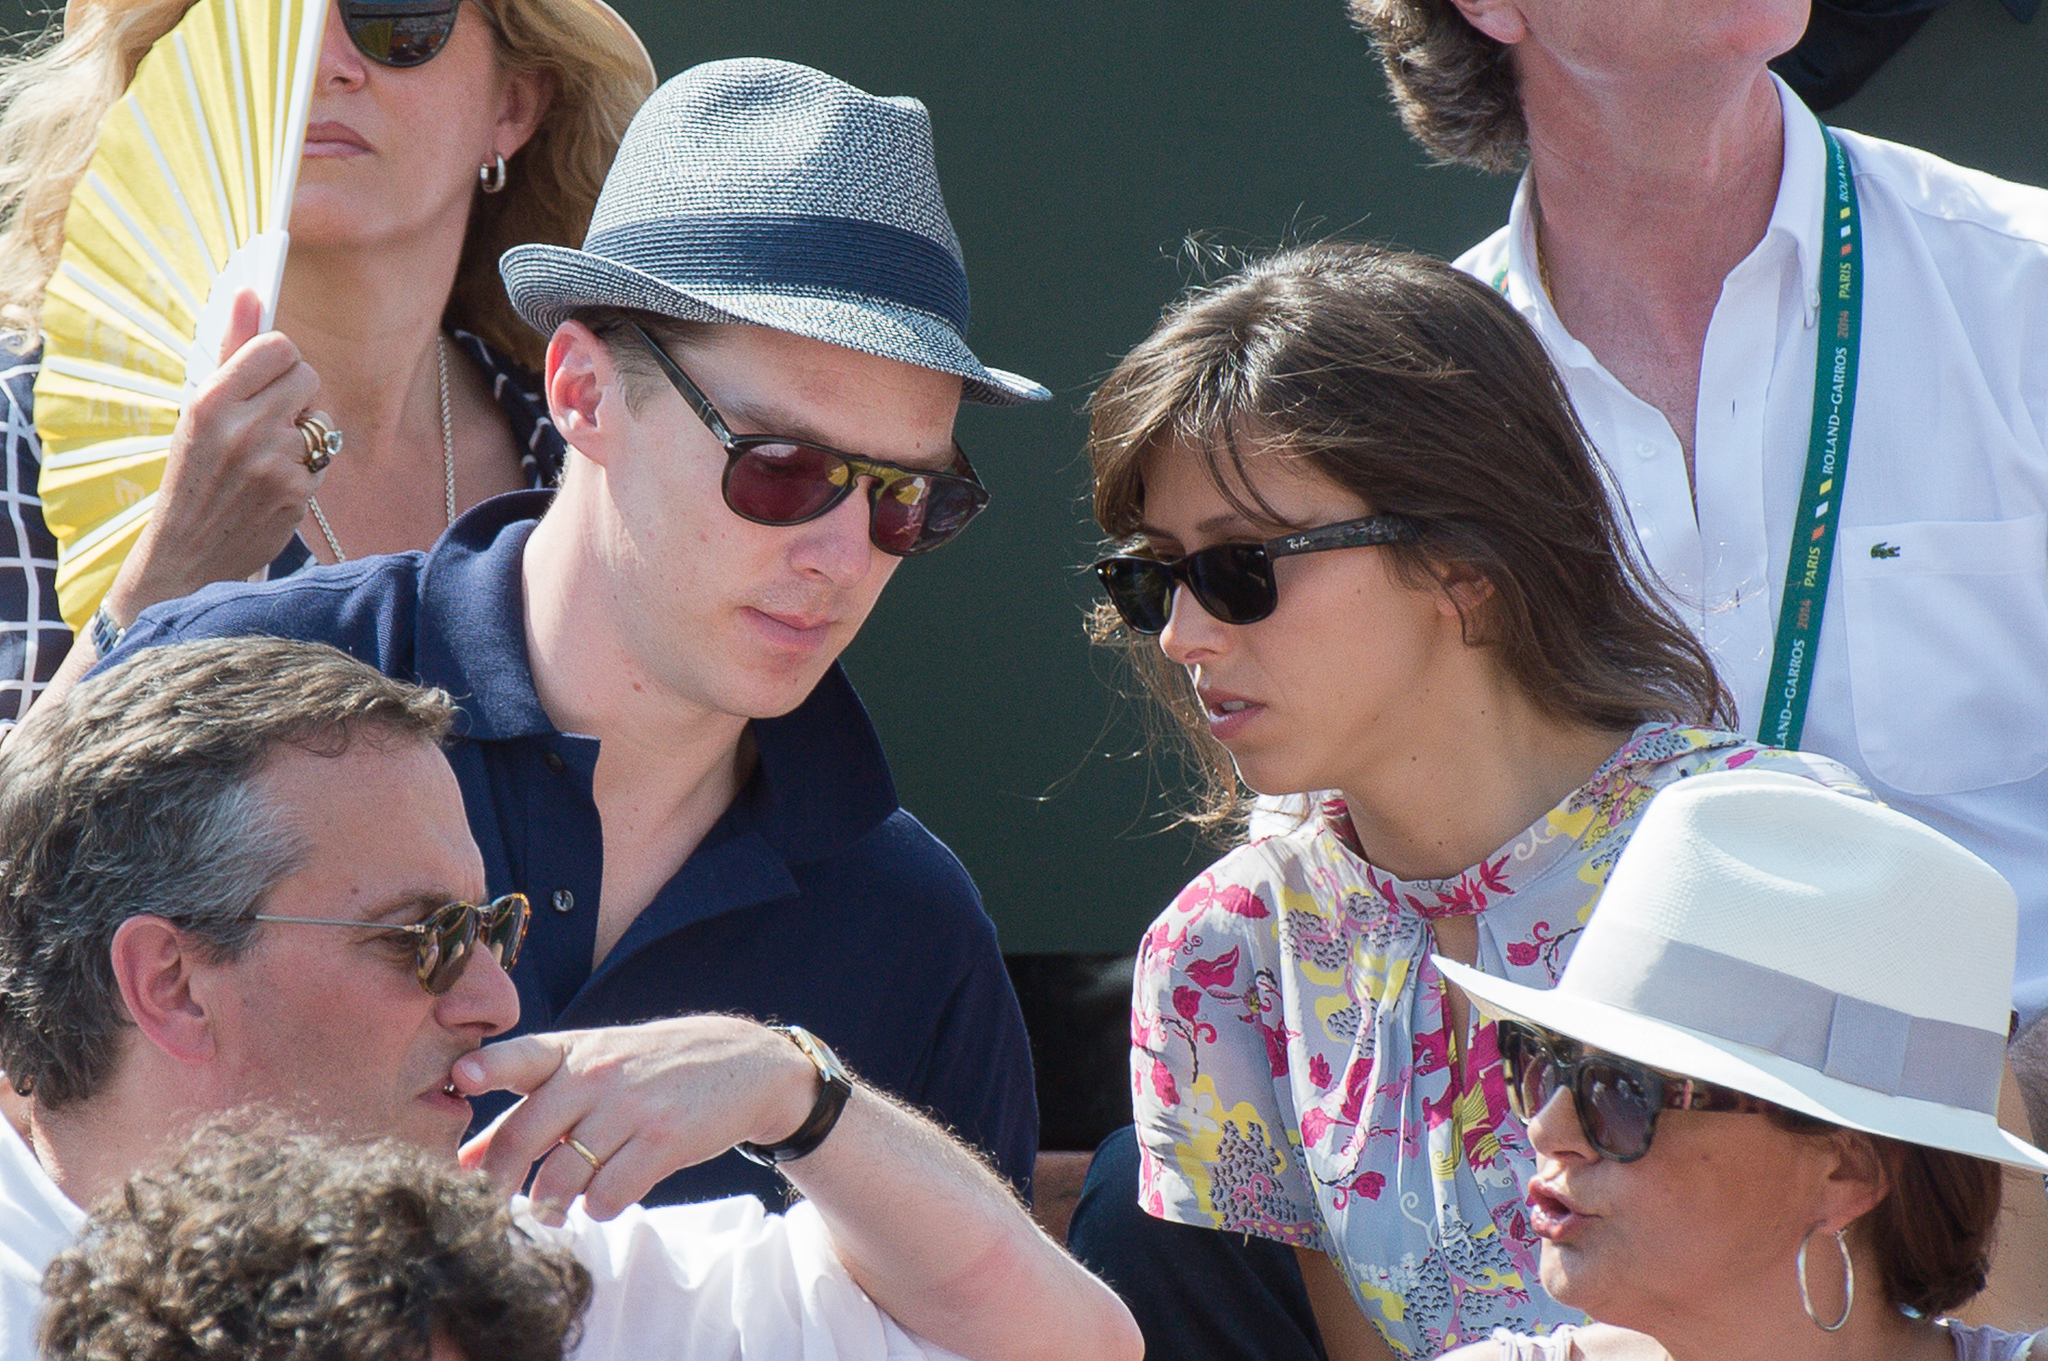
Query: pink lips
[[744, 606, 835, 650], [1197, 687, 1262, 742], [1525, 1180, 1588, 1243], [303, 120, 371, 157]]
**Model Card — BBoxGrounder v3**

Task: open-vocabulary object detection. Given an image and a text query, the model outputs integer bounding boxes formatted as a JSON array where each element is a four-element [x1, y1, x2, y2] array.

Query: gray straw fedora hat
[[500, 57, 1048, 407], [1439, 770, 2048, 1173]]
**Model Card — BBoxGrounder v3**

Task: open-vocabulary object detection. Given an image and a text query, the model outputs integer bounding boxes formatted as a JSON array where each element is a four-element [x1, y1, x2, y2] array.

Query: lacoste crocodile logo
[[1869, 542, 1901, 559]]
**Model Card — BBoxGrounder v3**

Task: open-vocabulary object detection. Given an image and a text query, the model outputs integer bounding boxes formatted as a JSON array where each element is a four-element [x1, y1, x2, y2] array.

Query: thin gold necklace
[[307, 334, 456, 563]]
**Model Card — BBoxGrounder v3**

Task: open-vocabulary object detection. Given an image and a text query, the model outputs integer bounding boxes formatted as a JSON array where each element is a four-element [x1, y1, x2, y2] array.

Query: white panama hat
[[1438, 769, 2048, 1172]]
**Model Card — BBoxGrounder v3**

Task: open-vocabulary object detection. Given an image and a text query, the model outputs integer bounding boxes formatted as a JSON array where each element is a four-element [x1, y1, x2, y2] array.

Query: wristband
[[736, 1025, 853, 1166]]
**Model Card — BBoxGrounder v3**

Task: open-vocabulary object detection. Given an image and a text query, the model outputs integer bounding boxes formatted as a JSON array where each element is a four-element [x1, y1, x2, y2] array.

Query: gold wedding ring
[[561, 1135, 606, 1174], [295, 412, 342, 473]]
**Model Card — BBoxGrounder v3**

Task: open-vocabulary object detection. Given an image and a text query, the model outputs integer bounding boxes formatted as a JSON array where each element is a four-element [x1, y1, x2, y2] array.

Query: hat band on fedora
[[1568, 921, 2006, 1114], [583, 215, 972, 333]]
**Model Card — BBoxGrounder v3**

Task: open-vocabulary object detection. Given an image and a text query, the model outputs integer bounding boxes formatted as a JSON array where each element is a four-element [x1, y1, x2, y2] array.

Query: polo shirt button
[[1636, 441, 1658, 460], [552, 889, 575, 914], [544, 752, 565, 774]]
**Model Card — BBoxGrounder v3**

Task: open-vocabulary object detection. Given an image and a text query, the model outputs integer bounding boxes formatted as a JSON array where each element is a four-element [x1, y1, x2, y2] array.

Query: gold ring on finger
[[294, 412, 342, 474], [561, 1135, 606, 1174]]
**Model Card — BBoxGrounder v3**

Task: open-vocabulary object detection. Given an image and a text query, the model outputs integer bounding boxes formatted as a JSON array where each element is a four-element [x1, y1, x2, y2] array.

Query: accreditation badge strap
[[1759, 124, 1863, 751]]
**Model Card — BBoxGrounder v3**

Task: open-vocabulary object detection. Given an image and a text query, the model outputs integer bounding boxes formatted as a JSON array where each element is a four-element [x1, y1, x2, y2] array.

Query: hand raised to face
[[451, 1015, 819, 1224]]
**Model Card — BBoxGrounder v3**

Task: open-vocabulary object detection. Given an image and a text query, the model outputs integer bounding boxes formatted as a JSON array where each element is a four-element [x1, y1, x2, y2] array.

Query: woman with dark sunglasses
[[1071, 243, 1868, 1361], [0, 0, 653, 723], [1434, 770, 2047, 1361]]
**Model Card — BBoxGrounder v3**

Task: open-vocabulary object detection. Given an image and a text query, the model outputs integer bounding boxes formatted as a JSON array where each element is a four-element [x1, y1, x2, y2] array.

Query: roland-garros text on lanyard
[[1761, 124, 1862, 751]]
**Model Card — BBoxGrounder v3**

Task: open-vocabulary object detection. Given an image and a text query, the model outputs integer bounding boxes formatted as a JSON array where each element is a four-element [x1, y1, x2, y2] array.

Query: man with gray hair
[[0, 637, 1140, 1361], [87, 56, 1042, 1211]]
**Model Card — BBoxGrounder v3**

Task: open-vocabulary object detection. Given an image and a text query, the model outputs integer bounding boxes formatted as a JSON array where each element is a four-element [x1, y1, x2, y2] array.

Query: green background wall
[[4, 0, 2044, 951]]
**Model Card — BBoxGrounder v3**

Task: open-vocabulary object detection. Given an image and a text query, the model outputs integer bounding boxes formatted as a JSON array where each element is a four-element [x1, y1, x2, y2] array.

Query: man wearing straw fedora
[[93, 57, 1045, 1209]]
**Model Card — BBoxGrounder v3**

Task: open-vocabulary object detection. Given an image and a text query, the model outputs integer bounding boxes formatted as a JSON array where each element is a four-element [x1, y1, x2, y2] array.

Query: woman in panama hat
[[0, 0, 653, 722], [1439, 769, 2048, 1361]]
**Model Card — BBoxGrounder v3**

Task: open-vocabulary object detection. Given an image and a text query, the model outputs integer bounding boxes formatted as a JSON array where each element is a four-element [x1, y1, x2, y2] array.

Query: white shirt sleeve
[[514, 1195, 968, 1361]]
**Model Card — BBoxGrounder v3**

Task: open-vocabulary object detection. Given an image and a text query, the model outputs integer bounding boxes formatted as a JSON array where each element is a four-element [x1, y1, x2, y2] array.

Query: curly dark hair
[[1348, 0, 1526, 172], [38, 1124, 592, 1361]]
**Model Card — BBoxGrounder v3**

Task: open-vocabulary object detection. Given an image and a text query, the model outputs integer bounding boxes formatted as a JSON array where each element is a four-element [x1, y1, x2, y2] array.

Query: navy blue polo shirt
[[104, 490, 1037, 1206]]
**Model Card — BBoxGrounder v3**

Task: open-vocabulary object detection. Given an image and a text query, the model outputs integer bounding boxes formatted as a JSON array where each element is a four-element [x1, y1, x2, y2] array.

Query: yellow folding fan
[[34, 0, 324, 632]]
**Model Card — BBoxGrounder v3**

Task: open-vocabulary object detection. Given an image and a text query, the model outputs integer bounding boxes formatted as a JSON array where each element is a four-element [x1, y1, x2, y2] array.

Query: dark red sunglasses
[[628, 324, 989, 557]]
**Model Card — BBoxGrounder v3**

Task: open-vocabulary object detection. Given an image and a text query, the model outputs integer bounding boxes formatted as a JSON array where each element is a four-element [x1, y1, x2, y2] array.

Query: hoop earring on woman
[[479, 153, 507, 194], [1796, 1225, 1854, 1332]]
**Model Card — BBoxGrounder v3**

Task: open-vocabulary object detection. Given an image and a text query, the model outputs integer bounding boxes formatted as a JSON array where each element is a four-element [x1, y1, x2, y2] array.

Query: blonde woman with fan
[[0, 0, 652, 722]]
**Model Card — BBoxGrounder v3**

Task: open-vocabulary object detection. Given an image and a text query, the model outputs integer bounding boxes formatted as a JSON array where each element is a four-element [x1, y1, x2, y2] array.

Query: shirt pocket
[[1839, 514, 2048, 794]]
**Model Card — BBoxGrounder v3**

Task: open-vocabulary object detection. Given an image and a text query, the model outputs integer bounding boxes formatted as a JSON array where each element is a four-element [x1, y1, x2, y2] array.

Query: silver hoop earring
[[1796, 1225, 1854, 1332], [479, 154, 507, 194]]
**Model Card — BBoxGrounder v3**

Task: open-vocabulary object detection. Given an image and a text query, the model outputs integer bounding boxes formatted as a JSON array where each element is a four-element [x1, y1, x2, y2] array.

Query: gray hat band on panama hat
[[1438, 769, 2048, 1174], [500, 57, 1046, 407]]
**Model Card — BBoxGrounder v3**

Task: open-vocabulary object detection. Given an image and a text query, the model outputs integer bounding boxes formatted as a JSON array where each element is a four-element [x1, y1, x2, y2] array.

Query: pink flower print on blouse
[[1502, 919, 1578, 980], [1364, 856, 1513, 922], [1185, 946, 1241, 991]]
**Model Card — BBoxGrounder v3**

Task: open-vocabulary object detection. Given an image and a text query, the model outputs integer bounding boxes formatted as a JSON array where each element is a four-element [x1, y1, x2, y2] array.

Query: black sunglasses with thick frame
[[1094, 514, 1420, 635], [251, 893, 531, 996], [337, 0, 490, 68], [1496, 1019, 1776, 1163], [628, 323, 991, 557]]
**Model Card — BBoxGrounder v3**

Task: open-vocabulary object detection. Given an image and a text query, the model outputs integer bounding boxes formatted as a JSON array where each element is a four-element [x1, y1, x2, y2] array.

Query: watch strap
[[89, 605, 126, 660], [736, 1024, 853, 1166]]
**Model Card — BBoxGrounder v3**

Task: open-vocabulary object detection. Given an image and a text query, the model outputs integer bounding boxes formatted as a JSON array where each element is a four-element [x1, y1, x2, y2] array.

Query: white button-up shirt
[[0, 1122, 959, 1361], [1457, 77, 2048, 1024]]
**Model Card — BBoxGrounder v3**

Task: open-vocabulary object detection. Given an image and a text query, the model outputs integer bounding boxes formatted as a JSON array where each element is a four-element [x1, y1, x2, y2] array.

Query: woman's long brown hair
[[1087, 242, 1733, 836]]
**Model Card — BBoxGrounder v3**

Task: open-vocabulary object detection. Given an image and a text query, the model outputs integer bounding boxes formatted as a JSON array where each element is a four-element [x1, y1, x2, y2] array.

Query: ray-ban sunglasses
[[1094, 514, 1419, 635], [252, 893, 531, 995], [337, 0, 492, 68], [1496, 1020, 1776, 1163], [629, 323, 990, 556]]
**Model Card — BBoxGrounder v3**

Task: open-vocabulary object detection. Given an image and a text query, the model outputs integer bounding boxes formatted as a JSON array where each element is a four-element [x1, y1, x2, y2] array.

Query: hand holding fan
[[33, 0, 325, 633]]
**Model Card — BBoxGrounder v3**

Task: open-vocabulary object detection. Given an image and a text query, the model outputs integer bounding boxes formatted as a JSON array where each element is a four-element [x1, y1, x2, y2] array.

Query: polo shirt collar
[[414, 490, 557, 742], [412, 490, 900, 865]]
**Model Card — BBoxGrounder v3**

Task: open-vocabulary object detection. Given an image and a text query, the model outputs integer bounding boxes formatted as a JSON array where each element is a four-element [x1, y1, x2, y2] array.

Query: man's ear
[[1448, 0, 1529, 47], [545, 320, 627, 468], [108, 916, 217, 1066]]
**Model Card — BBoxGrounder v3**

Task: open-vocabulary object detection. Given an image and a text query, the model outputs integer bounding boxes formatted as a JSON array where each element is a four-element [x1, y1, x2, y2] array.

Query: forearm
[[786, 1086, 1140, 1361]]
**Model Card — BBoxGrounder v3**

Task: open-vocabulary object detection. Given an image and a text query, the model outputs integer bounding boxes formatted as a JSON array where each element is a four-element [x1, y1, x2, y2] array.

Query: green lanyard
[[1760, 125, 1862, 750], [1492, 124, 1862, 749]]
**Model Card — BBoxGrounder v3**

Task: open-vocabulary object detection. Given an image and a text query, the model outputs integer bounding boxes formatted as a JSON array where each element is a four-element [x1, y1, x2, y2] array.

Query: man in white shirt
[[1350, 0, 2048, 1131], [0, 636, 1140, 1361]]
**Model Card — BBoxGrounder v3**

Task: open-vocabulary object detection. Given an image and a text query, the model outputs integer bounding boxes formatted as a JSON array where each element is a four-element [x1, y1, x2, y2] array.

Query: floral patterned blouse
[[1130, 723, 1866, 1358]]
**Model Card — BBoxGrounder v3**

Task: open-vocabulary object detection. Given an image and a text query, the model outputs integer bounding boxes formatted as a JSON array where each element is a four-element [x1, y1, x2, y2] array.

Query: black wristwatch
[[736, 1025, 853, 1166]]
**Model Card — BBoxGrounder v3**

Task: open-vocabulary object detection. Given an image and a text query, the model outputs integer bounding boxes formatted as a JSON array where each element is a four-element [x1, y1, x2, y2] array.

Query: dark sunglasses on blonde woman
[[337, 0, 488, 67], [252, 893, 531, 995]]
